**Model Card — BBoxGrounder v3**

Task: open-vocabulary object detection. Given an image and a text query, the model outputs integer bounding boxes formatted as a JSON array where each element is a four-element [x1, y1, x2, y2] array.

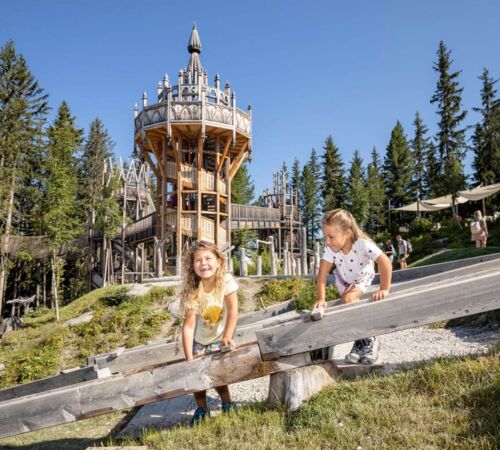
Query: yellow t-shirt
[[194, 273, 238, 345]]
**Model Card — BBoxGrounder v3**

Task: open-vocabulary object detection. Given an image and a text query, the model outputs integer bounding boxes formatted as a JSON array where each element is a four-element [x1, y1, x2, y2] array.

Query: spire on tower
[[186, 24, 203, 75]]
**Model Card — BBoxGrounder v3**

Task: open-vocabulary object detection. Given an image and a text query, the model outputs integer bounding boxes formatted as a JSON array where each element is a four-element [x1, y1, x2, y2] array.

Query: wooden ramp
[[0, 259, 499, 439]]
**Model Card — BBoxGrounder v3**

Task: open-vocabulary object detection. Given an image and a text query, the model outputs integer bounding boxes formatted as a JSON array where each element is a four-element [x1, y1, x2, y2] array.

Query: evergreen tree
[[0, 40, 48, 314], [80, 118, 115, 218], [41, 102, 83, 320], [383, 121, 414, 209], [300, 149, 322, 244], [231, 162, 255, 204], [231, 162, 256, 248], [347, 150, 369, 227], [291, 158, 301, 193], [366, 147, 386, 233], [472, 68, 500, 187], [321, 135, 347, 211], [430, 41, 467, 196], [411, 112, 432, 199]]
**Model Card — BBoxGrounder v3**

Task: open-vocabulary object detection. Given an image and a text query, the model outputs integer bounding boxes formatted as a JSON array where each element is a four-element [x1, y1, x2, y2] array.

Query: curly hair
[[321, 208, 372, 243], [180, 240, 227, 315]]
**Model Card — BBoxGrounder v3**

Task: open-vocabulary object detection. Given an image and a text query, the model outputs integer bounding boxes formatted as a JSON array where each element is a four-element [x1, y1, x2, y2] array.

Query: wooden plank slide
[[0, 259, 498, 438]]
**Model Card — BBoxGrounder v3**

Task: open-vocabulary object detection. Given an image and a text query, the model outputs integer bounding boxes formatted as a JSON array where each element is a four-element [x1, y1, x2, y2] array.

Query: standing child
[[181, 240, 239, 426], [395, 235, 408, 269], [314, 209, 392, 364]]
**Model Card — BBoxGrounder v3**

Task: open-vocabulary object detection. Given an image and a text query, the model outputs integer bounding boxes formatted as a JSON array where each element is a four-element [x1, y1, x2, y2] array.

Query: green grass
[[0, 285, 174, 388], [409, 246, 500, 268], [105, 344, 499, 450]]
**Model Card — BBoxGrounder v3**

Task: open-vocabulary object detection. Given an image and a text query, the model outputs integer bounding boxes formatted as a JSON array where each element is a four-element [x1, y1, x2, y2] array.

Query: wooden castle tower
[[133, 25, 252, 269]]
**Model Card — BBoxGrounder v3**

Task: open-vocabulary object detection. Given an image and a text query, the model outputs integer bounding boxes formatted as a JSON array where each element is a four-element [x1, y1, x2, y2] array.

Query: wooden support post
[[256, 255, 262, 276], [268, 361, 337, 412], [239, 247, 247, 277], [314, 242, 320, 275], [283, 242, 289, 275], [301, 227, 308, 276], [269, 236, 277, 276]]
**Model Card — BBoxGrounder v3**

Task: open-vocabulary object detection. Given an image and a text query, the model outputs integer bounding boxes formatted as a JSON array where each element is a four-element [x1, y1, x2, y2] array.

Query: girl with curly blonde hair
[[180, 240, 239, 425]]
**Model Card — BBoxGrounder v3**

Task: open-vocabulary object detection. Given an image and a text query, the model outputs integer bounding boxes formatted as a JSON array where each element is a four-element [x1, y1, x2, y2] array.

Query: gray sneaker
[[359, 337, 379, 364], [344, 340, 364, 363]]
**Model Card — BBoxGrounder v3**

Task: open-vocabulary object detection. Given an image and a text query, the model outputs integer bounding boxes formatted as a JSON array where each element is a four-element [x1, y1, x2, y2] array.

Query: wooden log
[[0, 344, 311, 438], [257, 266, 500, 360]]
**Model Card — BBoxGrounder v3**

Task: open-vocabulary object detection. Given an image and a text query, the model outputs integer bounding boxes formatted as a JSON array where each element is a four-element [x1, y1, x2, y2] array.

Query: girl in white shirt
[[181, 240, 239, 425], [314, 209, 392, 364]]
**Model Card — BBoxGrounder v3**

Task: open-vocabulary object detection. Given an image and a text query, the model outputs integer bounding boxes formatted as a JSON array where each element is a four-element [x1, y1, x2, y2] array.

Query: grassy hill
[[409, 246, 500, 268], [0, 285, 175, 388]]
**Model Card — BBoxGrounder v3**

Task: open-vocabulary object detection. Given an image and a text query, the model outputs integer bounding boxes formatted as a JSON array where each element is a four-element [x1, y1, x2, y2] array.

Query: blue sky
[[2, 1, 499, 196]]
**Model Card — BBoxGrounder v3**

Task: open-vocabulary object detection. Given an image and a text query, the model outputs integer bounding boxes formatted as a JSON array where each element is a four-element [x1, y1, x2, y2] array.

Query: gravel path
[[119, 322, 499, 437]]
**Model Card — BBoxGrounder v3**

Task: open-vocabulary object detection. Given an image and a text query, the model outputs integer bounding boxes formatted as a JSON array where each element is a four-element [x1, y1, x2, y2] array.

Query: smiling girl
[[314, 209, 392, 364], [181, 240, 239, 425]]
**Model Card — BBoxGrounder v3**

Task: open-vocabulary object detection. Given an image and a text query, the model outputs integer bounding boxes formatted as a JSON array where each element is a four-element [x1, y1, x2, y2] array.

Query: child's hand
[[220, 336, 235, 350], [371, 289, 389, 301], [313, 300, 326, 310]]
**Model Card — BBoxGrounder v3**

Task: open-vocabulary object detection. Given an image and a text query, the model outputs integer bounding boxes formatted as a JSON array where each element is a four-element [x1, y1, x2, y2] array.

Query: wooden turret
[[133, 25, 252, 272]]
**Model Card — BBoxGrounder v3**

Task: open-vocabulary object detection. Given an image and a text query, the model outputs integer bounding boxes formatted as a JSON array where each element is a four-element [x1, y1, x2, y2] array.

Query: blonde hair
[[474, 210, 483, 219], [181, 240, 227, 314], [321, 209, 371, 243]]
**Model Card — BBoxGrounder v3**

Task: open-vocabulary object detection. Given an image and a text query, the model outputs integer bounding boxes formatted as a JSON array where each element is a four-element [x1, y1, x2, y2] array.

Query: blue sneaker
[[221, 402, 237, 413], [190, 406, 209, 426]]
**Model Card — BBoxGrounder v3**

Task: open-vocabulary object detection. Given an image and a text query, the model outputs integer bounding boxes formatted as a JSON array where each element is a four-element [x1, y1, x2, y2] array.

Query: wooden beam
[[147, 138, 164, 177], [229, 142, 249, 180], [257, 266, 500, 360], [0, 344, 311, 438], [217, 135, 232, 174], [142, 151, 159, 179]]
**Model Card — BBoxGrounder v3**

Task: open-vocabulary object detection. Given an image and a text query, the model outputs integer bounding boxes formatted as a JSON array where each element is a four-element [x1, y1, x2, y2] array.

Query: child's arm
[[372, 253, 392, 301], [314, 259, 333, 308], [221, 291, 238, 348], [182, 310, 196, 361]]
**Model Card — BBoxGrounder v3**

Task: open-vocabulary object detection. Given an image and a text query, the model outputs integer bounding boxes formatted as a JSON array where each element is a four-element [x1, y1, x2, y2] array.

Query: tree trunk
[[0, 182, 15, 316], [51, 251, 60, 322]]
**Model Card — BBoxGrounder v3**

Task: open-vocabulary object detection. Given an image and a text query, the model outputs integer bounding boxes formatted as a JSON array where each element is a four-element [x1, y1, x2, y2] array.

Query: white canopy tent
[[394, 182, 500, 213], [459, 182, 500, 201]]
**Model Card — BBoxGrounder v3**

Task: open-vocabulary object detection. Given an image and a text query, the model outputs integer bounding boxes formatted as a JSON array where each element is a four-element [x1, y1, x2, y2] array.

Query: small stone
[[337, 421, 344, 427]]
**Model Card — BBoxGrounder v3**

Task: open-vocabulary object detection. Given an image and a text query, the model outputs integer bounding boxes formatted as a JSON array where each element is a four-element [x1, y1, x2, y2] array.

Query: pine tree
[[366, 147, 386, 233], [80, 118, 115, 217], [430, 41, 467, 197], [41, 102, 83, 320], [347, 150, 369, 227], [291, 158, 301, 193], [300, 149, 322, 244], [472, 68, 500, 188], [0, 40, 48, 314], [231, 162, 256, 248], [383, 121, 414, 209], [411, 112, 432, 199], [322, 135, 347, 211], [231, 162, 255, 204]]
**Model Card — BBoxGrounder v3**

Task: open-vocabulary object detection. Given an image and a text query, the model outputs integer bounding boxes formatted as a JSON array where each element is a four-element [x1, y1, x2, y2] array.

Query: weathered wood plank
[[0, 344, 311, 438], [257, 267, 500, 360]]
